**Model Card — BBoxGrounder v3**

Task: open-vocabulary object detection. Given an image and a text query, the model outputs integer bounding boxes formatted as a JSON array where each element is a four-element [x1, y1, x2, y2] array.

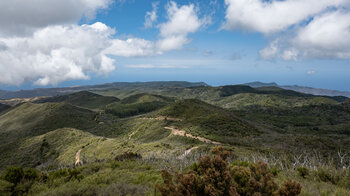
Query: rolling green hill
[[233, 103, 350, 135], [154, 99, 259, 144], [154, 85, 340, 109], [120, 93, 174, 104], [103, 93, 174, 118], [0, 102, 97, 139], [0, 102, 104, 168], [216, 93, 339, 109], [34, 91, 119, 110], [8, 128, 120, 168]]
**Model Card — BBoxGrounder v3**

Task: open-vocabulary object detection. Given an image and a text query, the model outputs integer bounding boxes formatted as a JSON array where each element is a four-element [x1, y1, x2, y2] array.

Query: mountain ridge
[[0, 81, 208, 99], [1, 81, 349, 100], [244, 81, 350, 98]]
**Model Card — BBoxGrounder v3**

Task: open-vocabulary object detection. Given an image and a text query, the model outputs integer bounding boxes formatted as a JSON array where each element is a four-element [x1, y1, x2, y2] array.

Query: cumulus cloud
[[223, 0, 346, 34], [292, 11, 350, 59], [224, 0, 350, 60], [0, 0, 112, 36], [106, 38, 158, 57], [260, 10, 350, 60], [157, 1, 211, 51], [144, 2, 159, 28], [0, 23, 115, 86]]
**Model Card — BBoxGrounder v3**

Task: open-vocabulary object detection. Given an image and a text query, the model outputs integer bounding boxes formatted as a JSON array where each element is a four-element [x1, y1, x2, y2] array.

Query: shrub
[[48, 168, 83, 182], [68, 169, 84, 181], [232, 161, 278, 195], [157, 146, 239, 196], [316, 168, 338, 184], [270, 166, 280, 176], [157, 146, 302, 196], [276, 180, 302, 196], [98, 182, 148, 196], [23, 168, 38, 181], [115, 152, 142, 161], [3, 166, 24, 186], [2, 167, 39, 195], [49, 168, 69, 179], [296, 167, 309, 178]]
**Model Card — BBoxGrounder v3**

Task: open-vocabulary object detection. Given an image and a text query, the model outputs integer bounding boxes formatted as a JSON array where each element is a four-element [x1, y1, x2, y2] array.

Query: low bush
[[1, 166, 39, 195], [316, 168, 338, 184], [115, 152, 142, 161], [98, 182, 149, 196], [296, 167, 309, 178], [157, 146, 302, 196]]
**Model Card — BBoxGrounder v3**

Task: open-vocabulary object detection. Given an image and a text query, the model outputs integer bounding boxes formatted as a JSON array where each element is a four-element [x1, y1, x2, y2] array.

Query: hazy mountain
[[244, 81, 350, 98], [282, 85, 350, 98], [0, 81, 208, 99]]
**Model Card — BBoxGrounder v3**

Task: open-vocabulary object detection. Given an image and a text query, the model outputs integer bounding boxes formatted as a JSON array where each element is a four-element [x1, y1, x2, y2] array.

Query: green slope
[[216, 93, 338, 109], [0, 102, 97, 139], [234, 103, 350, 135], [34, 91, 119, 110], [154, 85, 340, 110], [154, 99, 259, 144], [0, 102, 104, 168], [120, 93, 174, 104], [104, 93, 174, 118], [11, 128, 121, 168]]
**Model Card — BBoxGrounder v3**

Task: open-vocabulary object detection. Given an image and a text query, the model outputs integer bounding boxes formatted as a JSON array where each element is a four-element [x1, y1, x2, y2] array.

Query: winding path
[[164, 126, 222, 145]]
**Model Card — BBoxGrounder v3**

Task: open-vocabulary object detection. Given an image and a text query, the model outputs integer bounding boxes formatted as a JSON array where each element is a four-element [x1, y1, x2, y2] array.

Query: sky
[[0, 0, 350, 91]]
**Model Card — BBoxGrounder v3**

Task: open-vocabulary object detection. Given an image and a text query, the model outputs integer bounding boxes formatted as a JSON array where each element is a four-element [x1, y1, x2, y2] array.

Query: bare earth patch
[[164, 126, 222, 145]]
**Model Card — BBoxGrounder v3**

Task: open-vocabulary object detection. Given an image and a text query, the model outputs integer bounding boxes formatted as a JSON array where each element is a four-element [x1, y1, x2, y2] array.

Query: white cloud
[[0, 23, 115, 86], [105, 38, 158, 57], [157, 1, 211, 51], [293, 11, 350, 59], [260, 10, 350, 60], [224, 0, 350, 60], [259, 40, 280, 59], [144, 2, 159, 28], [0, 0, 112, 36], [223, 0, 346, 34]]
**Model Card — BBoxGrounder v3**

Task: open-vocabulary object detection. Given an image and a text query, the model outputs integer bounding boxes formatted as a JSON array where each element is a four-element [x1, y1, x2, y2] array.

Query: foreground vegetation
[[1, 146, 350, 195]]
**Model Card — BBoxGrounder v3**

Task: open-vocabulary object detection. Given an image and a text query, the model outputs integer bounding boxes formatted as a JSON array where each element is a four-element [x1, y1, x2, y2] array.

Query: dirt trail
[[164, 126, 222, 145], [178, 146, 199, 159], [128, 131, 137, 139], [75, 149, 83, 167]]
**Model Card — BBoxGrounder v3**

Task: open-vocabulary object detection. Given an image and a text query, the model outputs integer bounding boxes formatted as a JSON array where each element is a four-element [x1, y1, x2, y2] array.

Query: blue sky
[[0, 0, 349, 91]]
